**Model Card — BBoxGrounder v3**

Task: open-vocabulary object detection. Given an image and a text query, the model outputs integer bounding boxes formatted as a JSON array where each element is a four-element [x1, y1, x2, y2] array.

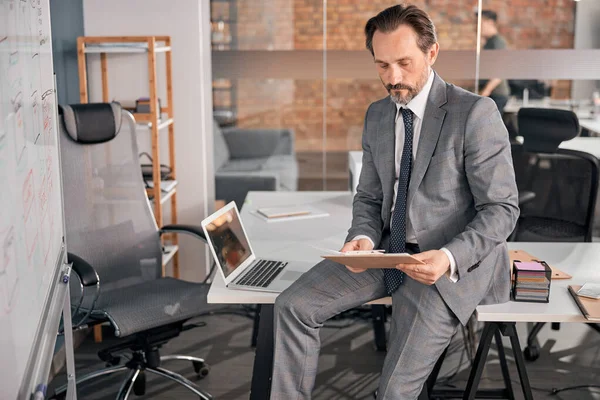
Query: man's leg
[[377, 277, 460, 400], [271, 259, 386, 400]]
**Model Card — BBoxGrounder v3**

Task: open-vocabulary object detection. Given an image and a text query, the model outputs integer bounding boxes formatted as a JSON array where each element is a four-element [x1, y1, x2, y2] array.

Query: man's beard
[[384, 67, 429, 105]]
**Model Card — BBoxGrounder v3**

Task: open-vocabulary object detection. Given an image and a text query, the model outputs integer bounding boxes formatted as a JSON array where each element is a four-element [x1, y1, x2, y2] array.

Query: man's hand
[[396, 250, 450, 285], [340, 238, 374, 273]]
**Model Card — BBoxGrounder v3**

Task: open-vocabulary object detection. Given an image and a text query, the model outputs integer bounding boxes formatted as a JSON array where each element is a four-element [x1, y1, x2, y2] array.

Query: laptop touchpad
[[280, 270, 304, 281]]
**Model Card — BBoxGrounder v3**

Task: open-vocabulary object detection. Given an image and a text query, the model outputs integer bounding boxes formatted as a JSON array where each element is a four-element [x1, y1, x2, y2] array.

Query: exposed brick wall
[[297, 0, 479, 51], [212, 0, 576, 152], [486, 0, 575, 50]]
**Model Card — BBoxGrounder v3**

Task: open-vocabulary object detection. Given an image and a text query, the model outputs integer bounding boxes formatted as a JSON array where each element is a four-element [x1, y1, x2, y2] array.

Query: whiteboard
[[0, 0, 66, 398]]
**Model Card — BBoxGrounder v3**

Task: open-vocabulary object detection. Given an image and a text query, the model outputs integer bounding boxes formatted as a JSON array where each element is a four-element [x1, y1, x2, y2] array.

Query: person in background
[[479, 10, 511, 113]]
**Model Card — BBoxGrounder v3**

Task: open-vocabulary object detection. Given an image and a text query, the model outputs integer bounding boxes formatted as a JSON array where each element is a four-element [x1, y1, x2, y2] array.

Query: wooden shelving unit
[[77, 36, 180, 278]]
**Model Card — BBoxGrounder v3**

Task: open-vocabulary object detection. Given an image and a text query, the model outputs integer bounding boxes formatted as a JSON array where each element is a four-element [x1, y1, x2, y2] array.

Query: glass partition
[[477, 0, 600, 107], [211, 1, 483, 193]]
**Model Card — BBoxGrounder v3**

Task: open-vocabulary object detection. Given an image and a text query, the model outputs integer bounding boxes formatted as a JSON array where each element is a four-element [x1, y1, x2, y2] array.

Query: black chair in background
[[51, 103, 216, 399], [510, 108, 600, 360]]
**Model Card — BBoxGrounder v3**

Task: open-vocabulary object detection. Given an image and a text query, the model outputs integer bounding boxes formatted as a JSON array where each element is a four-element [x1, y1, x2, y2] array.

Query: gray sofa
[[213, 119, 298, 208]]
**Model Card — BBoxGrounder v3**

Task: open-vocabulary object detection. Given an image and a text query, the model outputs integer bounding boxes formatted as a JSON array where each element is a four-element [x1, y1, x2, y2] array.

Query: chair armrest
[[68, 252, 99, 287], [160, 224, 207, 243], [223, 128, 294, 158], [66, 253, 100, 332]]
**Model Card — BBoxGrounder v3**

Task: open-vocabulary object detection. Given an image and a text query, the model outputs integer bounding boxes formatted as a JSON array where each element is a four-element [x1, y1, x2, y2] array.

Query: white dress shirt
[[354, 70, 458, 282]]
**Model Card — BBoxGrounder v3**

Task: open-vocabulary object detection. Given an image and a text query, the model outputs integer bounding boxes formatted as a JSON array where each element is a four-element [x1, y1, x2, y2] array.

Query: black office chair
[[51, 103, 216, 399], [510, 108, 600, 361]]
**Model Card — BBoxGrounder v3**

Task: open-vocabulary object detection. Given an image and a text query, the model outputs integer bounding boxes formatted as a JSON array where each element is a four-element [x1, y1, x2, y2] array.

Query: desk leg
[[250, 304, 274, 400], [371, 305, 387, 352], [494, 329, 515, 400], [463, 322, 497, 400], [431, 322, 531, 400], [505, 323, 533, 400]]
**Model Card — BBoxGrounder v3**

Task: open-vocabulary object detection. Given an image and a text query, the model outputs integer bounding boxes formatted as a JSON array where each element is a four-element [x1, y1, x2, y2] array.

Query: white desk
[[208, 191, 355, 304], [579, 118, 600, 135], [559, 136, 600, 159], [478, 242, 600, 323], [504, 97, 600, 135], [504, 97, 593, 116], [207, 191, 599, 400]]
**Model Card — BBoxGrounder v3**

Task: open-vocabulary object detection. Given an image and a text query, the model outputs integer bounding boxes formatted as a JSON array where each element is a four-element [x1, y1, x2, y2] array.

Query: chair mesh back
[[512, 145, 598, 241], [60, 110, 162, 291]]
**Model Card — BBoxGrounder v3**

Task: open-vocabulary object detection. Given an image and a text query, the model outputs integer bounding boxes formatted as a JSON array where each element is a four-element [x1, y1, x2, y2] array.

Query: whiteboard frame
[[17, 244, 76, 399]]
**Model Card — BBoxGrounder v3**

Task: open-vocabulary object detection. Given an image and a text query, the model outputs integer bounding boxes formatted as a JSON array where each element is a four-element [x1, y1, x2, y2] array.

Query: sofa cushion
[[213, 120, 230, 171]]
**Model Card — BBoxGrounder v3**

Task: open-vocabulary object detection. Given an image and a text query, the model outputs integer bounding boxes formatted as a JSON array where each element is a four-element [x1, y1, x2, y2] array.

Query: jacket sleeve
[[346, 104, 385, 247], [443, 97, 520, 278]]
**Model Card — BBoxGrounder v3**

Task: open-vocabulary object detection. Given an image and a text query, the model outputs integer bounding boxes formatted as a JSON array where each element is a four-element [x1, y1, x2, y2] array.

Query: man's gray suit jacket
[[346, 72, 520, 325]]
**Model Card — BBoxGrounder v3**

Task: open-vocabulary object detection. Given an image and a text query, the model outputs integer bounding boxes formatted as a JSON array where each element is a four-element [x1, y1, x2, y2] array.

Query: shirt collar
[[395, 69, 434, 121]]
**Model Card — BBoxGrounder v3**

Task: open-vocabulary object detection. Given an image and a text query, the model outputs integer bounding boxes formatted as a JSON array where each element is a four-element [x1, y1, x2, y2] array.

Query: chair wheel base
[[133, 371, 146, 395], [193, 361, 210, 378], [524, 345, 540, 361], [48, 392, 65, 400]]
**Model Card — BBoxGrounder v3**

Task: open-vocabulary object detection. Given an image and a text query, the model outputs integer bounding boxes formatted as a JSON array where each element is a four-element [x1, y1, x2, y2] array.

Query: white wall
[[572, 0, 600, 100], [83, 0, 215, 280]]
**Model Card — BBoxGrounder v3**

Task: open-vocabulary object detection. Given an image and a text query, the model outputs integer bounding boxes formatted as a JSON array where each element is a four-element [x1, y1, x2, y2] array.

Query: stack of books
[[512, 261, 552, 303]]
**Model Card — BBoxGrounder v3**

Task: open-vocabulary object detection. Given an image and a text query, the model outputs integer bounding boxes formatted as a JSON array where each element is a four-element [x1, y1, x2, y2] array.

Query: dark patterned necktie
[[384, 108, 414, 295]]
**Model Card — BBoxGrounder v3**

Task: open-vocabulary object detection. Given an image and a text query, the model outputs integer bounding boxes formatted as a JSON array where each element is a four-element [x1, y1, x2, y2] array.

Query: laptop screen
[[204, 207, 252, 278]]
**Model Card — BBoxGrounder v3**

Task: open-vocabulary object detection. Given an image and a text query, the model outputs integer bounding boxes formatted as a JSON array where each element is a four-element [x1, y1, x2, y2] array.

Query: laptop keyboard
[[235, 259, 287, 288]]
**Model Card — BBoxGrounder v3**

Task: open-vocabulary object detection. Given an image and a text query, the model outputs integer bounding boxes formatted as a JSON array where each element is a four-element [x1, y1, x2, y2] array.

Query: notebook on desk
[[568, 285, 600, 322], [257, 206, 311, 219], [252, 205, 329, 223]]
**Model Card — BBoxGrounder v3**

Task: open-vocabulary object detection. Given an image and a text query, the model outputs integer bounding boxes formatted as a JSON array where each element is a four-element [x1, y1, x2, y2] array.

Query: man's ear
[[428, 42, 439, 66]]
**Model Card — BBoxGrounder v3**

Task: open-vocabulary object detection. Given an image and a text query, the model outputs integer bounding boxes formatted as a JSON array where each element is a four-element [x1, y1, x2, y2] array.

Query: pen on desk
[[32, 384, 46, 400]]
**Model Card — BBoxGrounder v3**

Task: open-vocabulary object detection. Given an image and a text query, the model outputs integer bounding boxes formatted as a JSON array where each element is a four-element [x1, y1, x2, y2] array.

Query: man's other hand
[[395, 250, 450, 285], [340, 238, 374, 273]]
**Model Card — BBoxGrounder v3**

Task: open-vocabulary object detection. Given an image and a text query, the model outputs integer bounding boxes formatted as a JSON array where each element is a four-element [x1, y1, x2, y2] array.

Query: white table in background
[[504, 96, 600, 135], [349, 134, 600, 189], [559, 136, 600, 158], [207, 191, 600, 400], [579, 119, 600, 136]]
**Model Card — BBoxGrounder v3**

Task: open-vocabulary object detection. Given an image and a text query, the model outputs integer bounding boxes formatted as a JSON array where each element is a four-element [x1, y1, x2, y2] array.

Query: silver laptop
[[201, 201, 311, 292]]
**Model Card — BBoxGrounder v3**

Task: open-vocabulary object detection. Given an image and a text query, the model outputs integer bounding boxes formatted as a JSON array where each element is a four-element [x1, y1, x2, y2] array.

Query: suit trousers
[[270, 258, 460, 400]]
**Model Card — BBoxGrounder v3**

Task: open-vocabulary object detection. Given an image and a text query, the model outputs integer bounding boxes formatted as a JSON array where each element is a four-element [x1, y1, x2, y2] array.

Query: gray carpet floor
[[48, 307, 600, 400]]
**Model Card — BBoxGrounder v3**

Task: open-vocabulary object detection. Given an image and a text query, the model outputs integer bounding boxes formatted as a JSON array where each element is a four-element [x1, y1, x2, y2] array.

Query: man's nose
[[387, 65, 403, 86]]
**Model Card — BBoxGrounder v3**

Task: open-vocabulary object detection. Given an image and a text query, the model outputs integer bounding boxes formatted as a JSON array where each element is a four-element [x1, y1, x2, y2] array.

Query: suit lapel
[[407, 74, 448, 209], [377, 99, 397, 206]]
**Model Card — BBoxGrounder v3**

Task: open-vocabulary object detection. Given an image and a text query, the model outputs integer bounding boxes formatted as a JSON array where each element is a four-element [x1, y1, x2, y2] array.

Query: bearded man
[[270, 4, 519, 399]]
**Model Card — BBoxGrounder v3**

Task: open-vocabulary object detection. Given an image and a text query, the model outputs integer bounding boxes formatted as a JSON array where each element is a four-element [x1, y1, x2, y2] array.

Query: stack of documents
[[512, 261, 551, 303]]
